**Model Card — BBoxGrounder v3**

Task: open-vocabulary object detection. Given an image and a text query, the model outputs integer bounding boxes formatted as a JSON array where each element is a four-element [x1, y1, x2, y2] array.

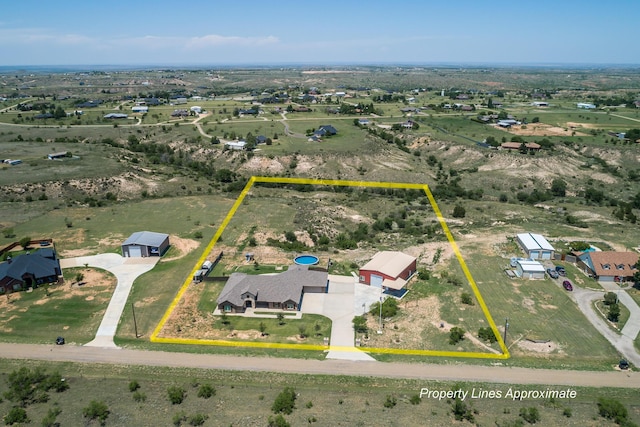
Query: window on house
[[223, 305, 231, 312], [359, 275, 365, 282], [286, 303, 294, 310], [603, 264, 610, 270], [617, 264, 625, 270]]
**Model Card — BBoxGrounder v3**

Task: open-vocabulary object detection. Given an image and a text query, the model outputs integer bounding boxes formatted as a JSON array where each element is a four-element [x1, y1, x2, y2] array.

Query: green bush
[[129, 380, 140, 392], [133, 391, 147, 402], [478, 327, 498, 343], [188, 413, 208, 426], [353, 315, 368, 333], [197, 384, 215, 399], [519, 407, 540, 424], [268, 414, 290, 427], [461, 292, 474, 305], [409, 394, 421, 405], [272, 387, 296, 415], [168, 386, 186, 405], [4, 407, 29, 425], [597, 397, 629, 424], [449, 327, 465, 345], [383, 395, 397, 408], [82, 400, 109, 426], [369, 298, 399, 318]]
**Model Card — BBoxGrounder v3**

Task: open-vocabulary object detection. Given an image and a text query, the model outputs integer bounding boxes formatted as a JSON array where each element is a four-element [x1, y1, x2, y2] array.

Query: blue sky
[[2, 1, 638, 66]]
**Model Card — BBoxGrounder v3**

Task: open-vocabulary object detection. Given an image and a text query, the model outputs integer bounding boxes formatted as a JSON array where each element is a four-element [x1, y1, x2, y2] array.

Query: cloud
[[185, 34, 279, 49], [0, 28, 93, 45]]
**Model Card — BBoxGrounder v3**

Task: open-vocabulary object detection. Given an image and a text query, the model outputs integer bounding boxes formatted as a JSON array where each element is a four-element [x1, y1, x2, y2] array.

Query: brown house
[[577, 251, 639, 282], [216, 265, 328, 313], [0, 249, 61, 293]]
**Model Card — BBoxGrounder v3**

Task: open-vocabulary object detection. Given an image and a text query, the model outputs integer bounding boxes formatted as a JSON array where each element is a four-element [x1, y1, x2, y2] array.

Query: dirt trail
[[0, 343, 637, 389]]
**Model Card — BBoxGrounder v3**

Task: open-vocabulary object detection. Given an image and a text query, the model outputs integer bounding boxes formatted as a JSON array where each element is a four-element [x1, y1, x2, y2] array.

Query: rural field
[[1, 65, 640, 423]]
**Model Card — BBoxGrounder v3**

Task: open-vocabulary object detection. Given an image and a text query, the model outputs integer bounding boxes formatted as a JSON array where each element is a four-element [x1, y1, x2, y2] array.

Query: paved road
[[0, 343, 637, 389]]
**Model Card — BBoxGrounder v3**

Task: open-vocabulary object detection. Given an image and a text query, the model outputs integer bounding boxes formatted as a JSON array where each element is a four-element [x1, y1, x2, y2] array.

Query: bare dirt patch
[[163, 235, 200, 262], [516, 339, 560, 354], [496, 123, 586, 137]]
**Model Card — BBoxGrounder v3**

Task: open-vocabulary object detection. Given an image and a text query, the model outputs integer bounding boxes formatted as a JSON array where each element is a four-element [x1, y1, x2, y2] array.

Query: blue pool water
[[294, 255, 319, 266]]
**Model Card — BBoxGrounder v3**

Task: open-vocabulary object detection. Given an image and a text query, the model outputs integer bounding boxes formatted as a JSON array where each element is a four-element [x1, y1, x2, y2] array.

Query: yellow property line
[[151, 176, 509, 359]]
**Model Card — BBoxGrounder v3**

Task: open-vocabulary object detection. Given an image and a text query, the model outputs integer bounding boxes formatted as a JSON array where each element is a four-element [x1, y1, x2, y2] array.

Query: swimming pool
[[294, 255, 320, 266]]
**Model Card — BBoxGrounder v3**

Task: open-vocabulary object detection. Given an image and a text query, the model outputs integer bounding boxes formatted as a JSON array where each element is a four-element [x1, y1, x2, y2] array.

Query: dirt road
[[1, 343, 637, 389]]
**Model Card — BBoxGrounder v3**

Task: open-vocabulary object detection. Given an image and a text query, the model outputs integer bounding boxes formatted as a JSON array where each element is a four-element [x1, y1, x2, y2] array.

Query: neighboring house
[[225, 140, 247, 150], [121, 231, 170, 257], [216, 265, 328, 313], [515, 259, 546, 279], [577, 251, 639, 282], [103, 113, 128, 119], [190, 106, 202, 114], [256, 135, 268, 145], [170, 96, 187, 105], [577, 103, 596, 109], [357, 118, 369, 126], [501, 142, 541, 151], [171, 109, 188, 117], [497, 119, 518, 127], [132, 105, 148, 113], [359, 251, 417, 291], [314, 125, 337, 137], [0, 249, 61, 293], [47, 152, 68, 160], [516, 233, 555, 260], [531, 101, 549, 107]]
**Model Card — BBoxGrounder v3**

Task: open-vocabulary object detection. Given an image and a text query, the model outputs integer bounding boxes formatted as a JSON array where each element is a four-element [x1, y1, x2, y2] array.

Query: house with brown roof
[[216, 265, 328, 313], [577, 251, 639, 282]]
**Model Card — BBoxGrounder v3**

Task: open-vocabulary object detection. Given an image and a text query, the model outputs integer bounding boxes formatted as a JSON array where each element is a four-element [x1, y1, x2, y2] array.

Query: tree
[[369, 298, 399, 318], [460, 292, 474, 305], [608, 303, 620, 322], [550, 179, 567, 197], [597, 398, 629, 424], [298, 325, 307, 339], [452, 205, 466, 218], [478, 327, 498, 343], [353, 315, 368, 333], [519, 407, 540, 424], [83, 400, 110, 426], [4, 367, 64, 407], [449, 327, 465, 345], [272, 387, 296, 415], [604, 292, 618, 306], [19, 236, 31, 250], [259, 321, 267, 336], [277, 312, 285, 325], [75, 272, 84, 283]]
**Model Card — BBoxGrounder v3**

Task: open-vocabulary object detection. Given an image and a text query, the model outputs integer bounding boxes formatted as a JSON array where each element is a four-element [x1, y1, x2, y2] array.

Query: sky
[[1, 1, 639, 67]]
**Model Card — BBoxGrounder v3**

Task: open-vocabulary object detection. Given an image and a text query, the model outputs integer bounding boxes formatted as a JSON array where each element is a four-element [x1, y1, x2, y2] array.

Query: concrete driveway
[[60, 253, 159, 348], [302, 274, 380, 361]]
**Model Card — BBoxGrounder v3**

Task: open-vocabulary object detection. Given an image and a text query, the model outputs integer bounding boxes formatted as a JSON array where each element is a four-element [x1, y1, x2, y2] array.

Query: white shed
[[515, 260, 546, 280], [516, 233, 555, 260]]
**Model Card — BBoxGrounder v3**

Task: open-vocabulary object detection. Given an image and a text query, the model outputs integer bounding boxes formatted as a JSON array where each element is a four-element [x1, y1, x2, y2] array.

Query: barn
[[516, 233, 555, 260], [515, 260, 546, 280], [359, 251, 417, 290], [121, 231, 170, 257]]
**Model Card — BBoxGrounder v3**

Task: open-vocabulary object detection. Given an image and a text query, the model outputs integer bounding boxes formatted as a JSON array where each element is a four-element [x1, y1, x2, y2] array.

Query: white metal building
[[121, 231, 170, 257], [515, 260, 546, 279], [516, 233, 555, 260]]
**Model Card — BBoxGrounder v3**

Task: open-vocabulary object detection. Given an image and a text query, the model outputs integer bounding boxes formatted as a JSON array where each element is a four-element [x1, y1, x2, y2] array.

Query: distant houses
[[577, 103, 596, 109], [225, 140, 247, 150], [103, 113, 128, 119], [314, 125, 338, 138]]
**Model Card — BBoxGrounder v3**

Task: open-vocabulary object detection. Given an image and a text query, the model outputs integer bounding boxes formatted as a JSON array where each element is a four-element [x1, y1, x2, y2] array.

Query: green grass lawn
[[211, 314, 331, 345], [0, 267, 115, 344], [594, 300, 630, 333]]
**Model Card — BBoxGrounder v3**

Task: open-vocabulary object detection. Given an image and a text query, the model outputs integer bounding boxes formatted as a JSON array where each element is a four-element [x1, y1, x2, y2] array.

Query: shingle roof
[[217, 265, 327, 307], [360, 251, 416, 278], [581, 252, 639, 277], [0, 251, 60, 282], [122, 231, 169, 247]]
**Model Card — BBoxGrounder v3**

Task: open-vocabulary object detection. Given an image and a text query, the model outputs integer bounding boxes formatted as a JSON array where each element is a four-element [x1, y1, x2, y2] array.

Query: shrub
[[597, 397, 628, 424], [168, 386, 186, 405], [82, 400, 109, 426], [409, 394, 421, 405], [478, 327, 498, 343], [172, 411, 187, 427], [452, 205, 466, 218], [41, 406, 61, 427], [461, 292, 474, 305], [4, 407, 29, 425], [604, 292, 618, 306], [188, 413, 208, 426], [352, 315, 368, 333], [268, 414, 290, 427], [129, 380, 140, 392], [608, 303, 621, 322], [449, 327, 465, 345], [384, 395, 397, 408], [133, 391, 147, 402], [272, 387, 296, 415], [197, 384, 215, 399], [369, 298, 399, 318], [519, 407, 540, 424], [451, 399, 474, 422]]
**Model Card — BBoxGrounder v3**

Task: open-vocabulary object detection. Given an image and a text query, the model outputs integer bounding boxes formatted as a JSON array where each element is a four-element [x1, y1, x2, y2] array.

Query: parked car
[[55, 336, 65, 345], [562, 280, 573, 291], [547, 268, 559, 279], [555, 265, 566, 276]]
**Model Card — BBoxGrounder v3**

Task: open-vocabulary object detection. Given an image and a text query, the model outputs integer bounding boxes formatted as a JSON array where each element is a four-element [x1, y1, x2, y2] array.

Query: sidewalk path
[[60, 254, 159, 348]]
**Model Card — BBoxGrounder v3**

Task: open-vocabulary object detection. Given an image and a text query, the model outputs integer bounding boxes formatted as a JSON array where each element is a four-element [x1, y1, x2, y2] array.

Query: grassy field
[[0, 359, 638, 427]]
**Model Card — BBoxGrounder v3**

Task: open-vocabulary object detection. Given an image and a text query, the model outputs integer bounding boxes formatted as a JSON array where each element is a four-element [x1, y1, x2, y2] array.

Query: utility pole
[[503, 318, 509, 348], [132, 303, 139, 338]]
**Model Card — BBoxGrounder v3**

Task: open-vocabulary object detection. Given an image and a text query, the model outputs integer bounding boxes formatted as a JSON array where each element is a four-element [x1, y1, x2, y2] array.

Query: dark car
[[555, 266, 566, 276], [55, 337, 65, 345], [547, 268, 559, 279], [562, 280, 573, 291]]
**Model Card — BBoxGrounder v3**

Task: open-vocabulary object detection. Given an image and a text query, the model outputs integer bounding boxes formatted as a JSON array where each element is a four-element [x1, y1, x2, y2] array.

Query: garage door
[[128, 246, 142, 257], [541, 251, 552, 260], [370, 274, 383, 288]]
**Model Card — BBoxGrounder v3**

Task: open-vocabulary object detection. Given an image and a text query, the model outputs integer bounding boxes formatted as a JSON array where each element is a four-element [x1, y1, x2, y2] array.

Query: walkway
[[59, 254, 159, 348]]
